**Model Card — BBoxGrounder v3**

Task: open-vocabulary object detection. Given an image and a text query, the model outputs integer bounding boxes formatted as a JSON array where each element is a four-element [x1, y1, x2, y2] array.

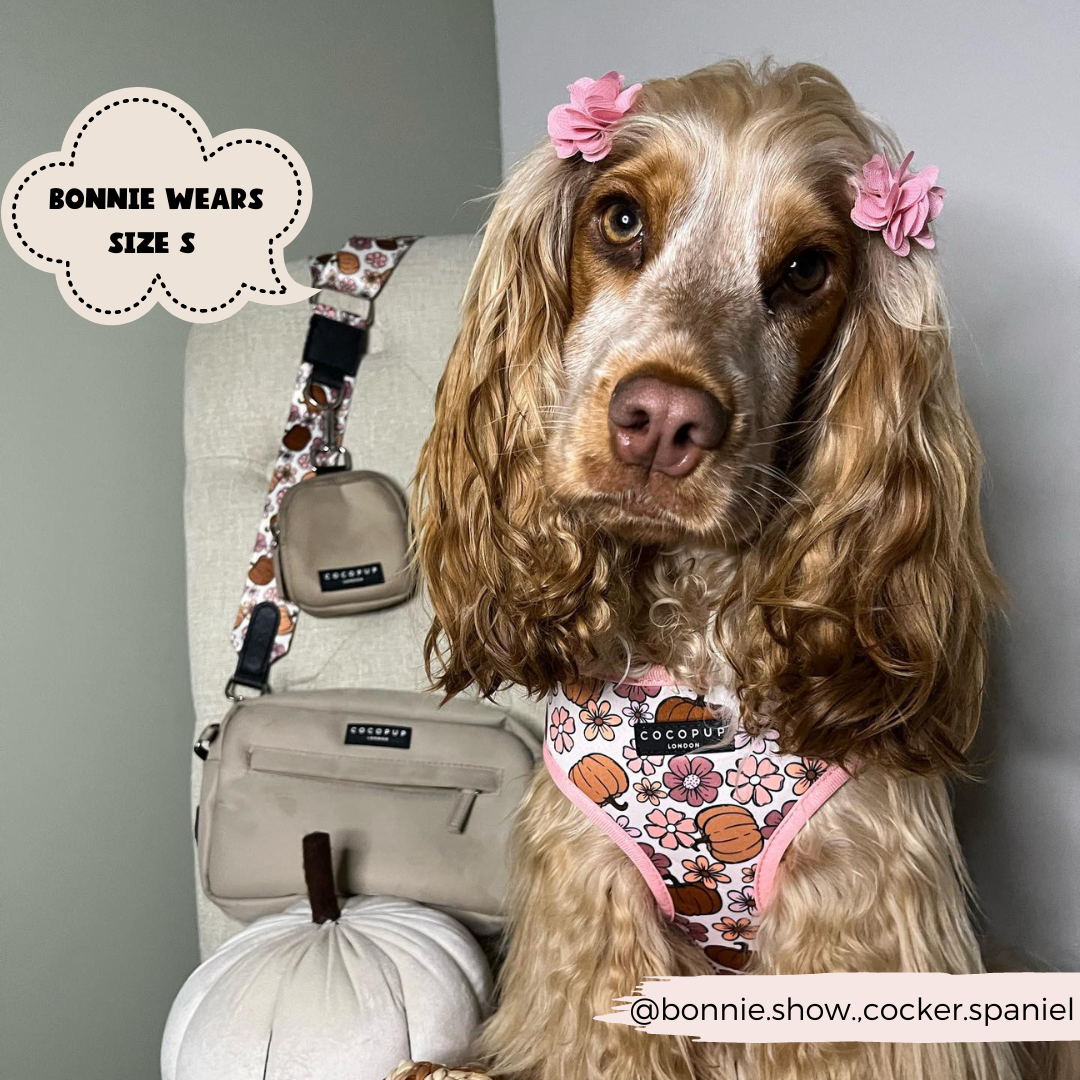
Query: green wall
[[0, 3, 501, 1077]]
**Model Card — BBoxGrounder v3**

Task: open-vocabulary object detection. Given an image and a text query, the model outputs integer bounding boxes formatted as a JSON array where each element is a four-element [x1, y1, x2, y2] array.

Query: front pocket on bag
[[246, 746, 497, 833]]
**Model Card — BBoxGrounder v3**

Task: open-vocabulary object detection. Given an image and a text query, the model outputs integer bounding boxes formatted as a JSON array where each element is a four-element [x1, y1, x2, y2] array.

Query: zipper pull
[[446, 789, 479, 834]]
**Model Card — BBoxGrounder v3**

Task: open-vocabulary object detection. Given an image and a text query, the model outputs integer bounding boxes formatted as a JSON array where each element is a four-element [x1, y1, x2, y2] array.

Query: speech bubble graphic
[[3, 87, 317, 324]]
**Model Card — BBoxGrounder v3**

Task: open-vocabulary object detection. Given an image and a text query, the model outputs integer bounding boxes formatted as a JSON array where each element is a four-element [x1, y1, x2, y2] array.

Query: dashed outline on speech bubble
[[3, 87, 317, 324]]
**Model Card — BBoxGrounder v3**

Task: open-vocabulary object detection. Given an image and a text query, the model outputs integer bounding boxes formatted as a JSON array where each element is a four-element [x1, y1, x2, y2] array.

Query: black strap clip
[[303, 313, 369, 390], [225, 601, 280, 700]]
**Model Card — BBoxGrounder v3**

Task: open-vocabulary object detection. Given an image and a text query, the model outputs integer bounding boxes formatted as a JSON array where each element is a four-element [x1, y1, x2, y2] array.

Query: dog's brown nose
[[608, 376, 728, 477]]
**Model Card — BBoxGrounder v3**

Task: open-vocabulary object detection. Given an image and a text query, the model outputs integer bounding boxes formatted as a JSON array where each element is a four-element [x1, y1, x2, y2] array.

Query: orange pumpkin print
[[248, 555, 275, 586], [283, 424, 310, 451], [704, 943, 752, 971], [569, 753, 629, 810], [667, 881, 723, 916], [335, 250, 360, 274], [276, 605, 295, 635], [655, 694, 714, 724], [695, 804, 764, 863], [561, 676, 607, 707]]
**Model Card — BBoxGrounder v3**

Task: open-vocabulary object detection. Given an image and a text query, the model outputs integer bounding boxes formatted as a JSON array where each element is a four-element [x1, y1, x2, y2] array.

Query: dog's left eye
[[599, 201, 643, 245], [782, 250, 829, 294]]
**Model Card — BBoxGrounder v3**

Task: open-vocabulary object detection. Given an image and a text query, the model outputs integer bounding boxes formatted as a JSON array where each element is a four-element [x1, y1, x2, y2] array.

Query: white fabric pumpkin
[[161, 892, 492, 1080]]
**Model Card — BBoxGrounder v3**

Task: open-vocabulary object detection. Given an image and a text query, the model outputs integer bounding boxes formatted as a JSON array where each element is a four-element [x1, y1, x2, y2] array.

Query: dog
[[411, 60, 1035, 1080]]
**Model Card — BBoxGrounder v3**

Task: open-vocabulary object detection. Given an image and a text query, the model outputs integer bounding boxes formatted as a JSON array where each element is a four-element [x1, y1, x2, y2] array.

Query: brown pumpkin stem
[[302, 831, 341, 924], [605, 796, 628, 811]]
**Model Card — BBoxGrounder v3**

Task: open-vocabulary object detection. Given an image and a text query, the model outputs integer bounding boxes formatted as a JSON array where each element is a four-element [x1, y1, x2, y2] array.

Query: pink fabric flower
[[622, 743, 662, 776], [662, 755, 723, 807], [547, 70, 641, 162], [760, 799, 797, 839], [726, 755, 784, 807], [645, 807, 698, 850], [673, 915, 709, 943], [580, 698, 620, 741], [733, 727, 780, 754], [727, 886, 757, 914], [851, 151, 946, 257], [713, 916, 757, 942], [634, 778, 663, 806], [682, 855, 730, 889], [612, 681, 662, 702], [638, 842, 671, 875], [548, 705, 575, 754], [785, 758, 828, 796]]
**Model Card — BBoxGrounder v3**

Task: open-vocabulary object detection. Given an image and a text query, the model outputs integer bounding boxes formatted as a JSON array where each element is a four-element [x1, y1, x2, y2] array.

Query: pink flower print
[[615, 814, 641, 839], [851, 151, 946, 257], [612, 682, 662, 703], [349, 236, 373, 250], [733, 727, 780, 754], [760, 799, 797, 839], [726, 756, 784, 807], [581, 699, 620, 741], [548, 706, 575, 754], [254, 532, 267, 553], [663, 755, 723, 807], [673, 915, 709, 943], [547, 70, 641, 162], [365, 251, 389, 269], [742, 865, 756, 884], [645, 808, 697, 851], [638, 842, 671, 876], [727, 887, 757, 915], [621, 700, 654, 724], [682, 855, 730, 889], [785, 758, 828, 796], [331, 271, 358, 294], [713, 916, 757, 942], [623, 743, 662, 776], [634, 778, 664, 806]]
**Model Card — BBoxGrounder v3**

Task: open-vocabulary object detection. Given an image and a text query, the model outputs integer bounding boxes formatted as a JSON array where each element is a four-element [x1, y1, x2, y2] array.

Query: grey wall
[[0, 4, 501, 1079], [493, 0, 1080, 968]]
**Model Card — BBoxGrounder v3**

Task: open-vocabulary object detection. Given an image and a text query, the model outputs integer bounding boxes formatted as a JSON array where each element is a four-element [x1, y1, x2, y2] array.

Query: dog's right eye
[[599, 201, 644, 246]]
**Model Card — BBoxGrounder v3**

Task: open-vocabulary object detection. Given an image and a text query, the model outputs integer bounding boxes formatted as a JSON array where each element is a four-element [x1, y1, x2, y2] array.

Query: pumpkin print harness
[[543, 670, 850, 972]]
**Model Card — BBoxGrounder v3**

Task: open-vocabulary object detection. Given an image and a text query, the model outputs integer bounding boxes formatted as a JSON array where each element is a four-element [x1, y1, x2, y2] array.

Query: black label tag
[[345, 723, 412, 749], [633, 720, 733, 757], [319, 563, 385, 592]]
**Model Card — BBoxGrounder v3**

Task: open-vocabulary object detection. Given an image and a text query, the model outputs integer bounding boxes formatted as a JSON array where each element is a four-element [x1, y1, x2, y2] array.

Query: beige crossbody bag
[[194, 237, 537, 934]]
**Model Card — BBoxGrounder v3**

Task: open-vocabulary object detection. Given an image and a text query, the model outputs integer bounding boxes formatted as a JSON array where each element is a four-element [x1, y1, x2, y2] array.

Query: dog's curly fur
[[411, 59, 1053, 1080]]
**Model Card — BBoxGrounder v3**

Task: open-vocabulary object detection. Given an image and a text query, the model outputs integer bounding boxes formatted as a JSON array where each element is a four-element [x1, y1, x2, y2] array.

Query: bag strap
[[227, 236, 420, 699]]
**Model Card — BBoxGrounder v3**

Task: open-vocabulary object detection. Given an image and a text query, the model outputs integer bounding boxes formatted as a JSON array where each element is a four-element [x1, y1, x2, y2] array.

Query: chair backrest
[[183, 236, 545, 955]]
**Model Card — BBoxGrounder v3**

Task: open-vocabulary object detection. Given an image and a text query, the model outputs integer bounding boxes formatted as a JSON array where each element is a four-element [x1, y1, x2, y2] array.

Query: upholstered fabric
[[184, 237, 545, 957]]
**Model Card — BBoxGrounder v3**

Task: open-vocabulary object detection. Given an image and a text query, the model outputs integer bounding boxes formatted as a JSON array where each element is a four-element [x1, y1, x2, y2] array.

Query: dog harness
[[543, 670, 850, 972]]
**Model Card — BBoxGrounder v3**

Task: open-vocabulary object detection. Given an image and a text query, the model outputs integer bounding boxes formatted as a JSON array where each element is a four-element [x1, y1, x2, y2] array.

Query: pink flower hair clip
[[851, 151, 947, 256], [547, 70, 642, 162]]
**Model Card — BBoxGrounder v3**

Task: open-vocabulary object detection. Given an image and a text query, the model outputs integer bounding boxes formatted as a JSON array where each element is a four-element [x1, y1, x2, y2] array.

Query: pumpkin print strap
[[543, 676, 851, 973], [229, 236, 419, 688]]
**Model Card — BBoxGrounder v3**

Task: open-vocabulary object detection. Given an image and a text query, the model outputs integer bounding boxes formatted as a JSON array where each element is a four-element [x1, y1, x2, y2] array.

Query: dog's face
[[417, 62, 994, 775], [545, 121, 856, 547]]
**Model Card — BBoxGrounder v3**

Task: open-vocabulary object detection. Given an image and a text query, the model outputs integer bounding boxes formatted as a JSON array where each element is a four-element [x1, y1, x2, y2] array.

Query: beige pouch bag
[[195, 688, 538, 933], [272, 469, 413, 616]]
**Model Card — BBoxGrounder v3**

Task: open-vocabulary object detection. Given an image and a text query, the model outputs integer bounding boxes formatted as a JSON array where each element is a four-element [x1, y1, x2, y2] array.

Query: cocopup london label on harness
[[633, 719, 734, 757]]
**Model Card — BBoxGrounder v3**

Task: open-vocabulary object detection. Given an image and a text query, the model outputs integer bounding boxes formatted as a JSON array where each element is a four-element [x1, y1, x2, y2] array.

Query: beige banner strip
[[598, 971, 1080, 1043]]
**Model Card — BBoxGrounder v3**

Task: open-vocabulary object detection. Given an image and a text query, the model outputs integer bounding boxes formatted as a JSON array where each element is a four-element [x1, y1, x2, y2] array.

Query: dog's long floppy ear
[[729, 234, 1000, 774], [414, 149, 619, 698]]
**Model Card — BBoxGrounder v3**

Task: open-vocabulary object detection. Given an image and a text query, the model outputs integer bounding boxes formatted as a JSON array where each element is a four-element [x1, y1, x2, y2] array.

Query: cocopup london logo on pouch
[[3, 87, 317, 324]]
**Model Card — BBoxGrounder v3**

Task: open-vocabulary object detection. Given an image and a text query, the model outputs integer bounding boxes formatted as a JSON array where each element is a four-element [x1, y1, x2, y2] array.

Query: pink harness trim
[[544, 742, 676, 918], [755, 762, 850, 909]]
